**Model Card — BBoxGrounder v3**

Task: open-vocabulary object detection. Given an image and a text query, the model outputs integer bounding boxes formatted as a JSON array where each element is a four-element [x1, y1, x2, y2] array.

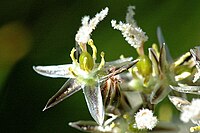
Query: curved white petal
[[33, 64, 74, 78], [83, 83, 104, 125]]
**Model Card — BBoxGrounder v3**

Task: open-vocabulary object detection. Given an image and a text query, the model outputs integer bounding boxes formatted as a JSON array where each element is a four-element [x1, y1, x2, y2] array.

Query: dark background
[[0, 0, 200, 132]]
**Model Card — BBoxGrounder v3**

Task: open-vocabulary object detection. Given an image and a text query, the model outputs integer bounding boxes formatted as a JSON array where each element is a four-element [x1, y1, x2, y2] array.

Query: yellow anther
[[70, 48, 78, 64], [88, 39, 97, 61], [98, 52, 105, 70], [120, 55, 125, 59], [174, 52, 191, 67], [68, 67, 77, 77], [190, 125, 200, 132], [110, 122, 115, 128], [152, 43, 160, 57], [123, 113, 130, 120]]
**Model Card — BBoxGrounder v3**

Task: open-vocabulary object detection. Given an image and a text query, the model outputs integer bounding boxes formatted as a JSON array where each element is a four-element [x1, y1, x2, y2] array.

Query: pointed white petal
[[69, 121, 98, 132], [168, 95, 190, 111], [43, 79, 81, 111], [83, 83, 104, 125], [149, 48, 160, 76], [105, 57, 133, 67], [33, 64, 74, 78], [101, 59, 139, 82], [69, 120, 112, 132], [170, 85, 200, 95], [157, 27, 173, 63], [159, 44, 168, 73], [150, 85, 171, 104], [190, 47, 200, 82]]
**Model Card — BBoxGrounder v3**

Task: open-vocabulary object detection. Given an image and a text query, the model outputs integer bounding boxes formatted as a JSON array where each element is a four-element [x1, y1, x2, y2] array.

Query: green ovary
[[79, 52, 94, 71], [136, 55, 152, 77]]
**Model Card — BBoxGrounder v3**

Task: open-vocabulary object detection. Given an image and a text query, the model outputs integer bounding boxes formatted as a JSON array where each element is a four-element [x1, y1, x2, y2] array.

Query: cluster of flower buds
[[33, 6, 200, 133]]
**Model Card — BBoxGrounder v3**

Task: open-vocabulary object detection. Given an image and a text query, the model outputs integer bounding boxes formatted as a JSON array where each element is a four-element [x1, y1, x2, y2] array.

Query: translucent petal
[[43, 79, 81, 111], [83, 83, 105, 125], [149, 48, 160, 76], [193, 72, 200, 83], [33, 64, 74, 78], [157, 27, 165, 45], [157, 27, 173, 63], [159, 44, 168, 73], [170, 85, 200, 95], [123, 91, 143, 110], [190, 47, 200, 82], [69, 121, 98, 132], [101, 59, 139, 82], [150, 85, 171, 104], [190, 46, 200, 62], [112, 59, 139, 75], [168, 95, 190, 111], [105, 57, 133, 68], [69, 120, 112, 132]]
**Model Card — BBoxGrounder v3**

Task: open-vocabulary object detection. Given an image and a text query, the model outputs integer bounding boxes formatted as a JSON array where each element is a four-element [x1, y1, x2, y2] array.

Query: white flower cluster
[[111, 6, 148, 48], [180, 99, 200, 124], [135, 108, 158, 130], [75, 7, 109, 44]]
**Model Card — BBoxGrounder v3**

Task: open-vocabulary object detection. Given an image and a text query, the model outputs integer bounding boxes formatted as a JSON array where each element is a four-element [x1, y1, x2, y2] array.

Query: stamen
[[88, 39, 97, 60], [175, 71, 191, 81], [70, 48, 78, 64], [174, 52, 191, 67], [98, 52, 105, 70], [152, 43, 160, 57], [68, 67, 77, 77]]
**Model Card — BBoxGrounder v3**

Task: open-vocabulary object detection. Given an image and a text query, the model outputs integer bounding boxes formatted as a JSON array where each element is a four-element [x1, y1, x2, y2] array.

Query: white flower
[[33, 37, 138, 126], [34, 41, 106, 125], [111, 6, 148, 48], [135, 108, 158, 130], [75, 7, 109, 44], [180, 99, 200, 124]]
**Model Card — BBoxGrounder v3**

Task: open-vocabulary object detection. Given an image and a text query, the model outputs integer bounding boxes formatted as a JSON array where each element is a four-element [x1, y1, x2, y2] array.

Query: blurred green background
[[0, 0, 200, 132]]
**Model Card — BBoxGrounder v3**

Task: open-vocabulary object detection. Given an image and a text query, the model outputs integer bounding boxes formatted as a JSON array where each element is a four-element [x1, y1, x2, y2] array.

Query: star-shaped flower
[[34, 36, 138, 125]]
